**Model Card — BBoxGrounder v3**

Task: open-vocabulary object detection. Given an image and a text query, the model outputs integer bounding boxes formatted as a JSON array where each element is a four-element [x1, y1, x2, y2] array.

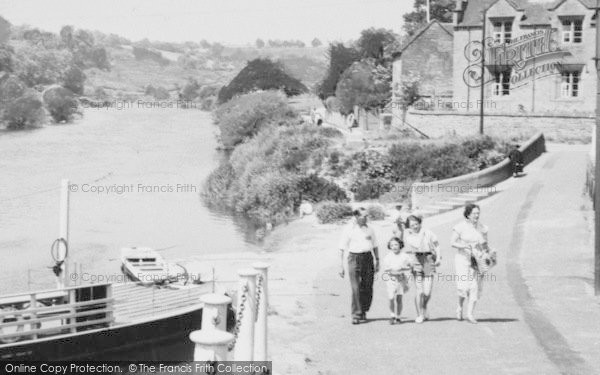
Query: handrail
[[1, 306, 115, 328], [0, 298, 114, 319], [0, 316, 114, 341], [0, 283, 112, 301]]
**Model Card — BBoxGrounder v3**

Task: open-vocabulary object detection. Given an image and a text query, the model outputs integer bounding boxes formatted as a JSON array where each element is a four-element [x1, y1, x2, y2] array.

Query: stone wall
[[402, 111, 593, 143], [411, 132, 547, 209]]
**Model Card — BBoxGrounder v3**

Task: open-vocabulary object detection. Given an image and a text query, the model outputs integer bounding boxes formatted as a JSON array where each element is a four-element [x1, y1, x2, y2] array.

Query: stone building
[[393, 0, 598, 118]]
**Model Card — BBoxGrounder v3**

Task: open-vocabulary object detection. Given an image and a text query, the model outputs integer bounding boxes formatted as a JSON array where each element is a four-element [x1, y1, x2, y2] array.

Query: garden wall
[[411, 132, 546, 209], [402, 111, 593, 144]]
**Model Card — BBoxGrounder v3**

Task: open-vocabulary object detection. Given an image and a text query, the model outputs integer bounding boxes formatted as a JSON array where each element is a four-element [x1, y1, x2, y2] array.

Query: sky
[[0, 0, 414, 45]]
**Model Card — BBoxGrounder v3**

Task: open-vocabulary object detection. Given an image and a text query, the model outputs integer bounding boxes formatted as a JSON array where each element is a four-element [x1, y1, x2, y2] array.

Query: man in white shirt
[[339, 208, 379, 324]]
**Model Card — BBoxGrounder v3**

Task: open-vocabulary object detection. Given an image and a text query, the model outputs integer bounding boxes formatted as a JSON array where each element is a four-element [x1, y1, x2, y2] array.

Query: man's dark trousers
[[348, 252, 374, 319]]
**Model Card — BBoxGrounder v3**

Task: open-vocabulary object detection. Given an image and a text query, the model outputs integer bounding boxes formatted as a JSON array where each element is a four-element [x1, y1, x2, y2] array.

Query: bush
[[218, 58, 307, 103], [214, 91, 295, 148], [201, 97, 216, 111], [460, 135, 496, 159], [203, 162, 235, 205], [43, 86, 79, 123], [181, 78, 200, 101], [366, 204, 385, 221], [132, 46, 169, 66], [296, 174, 348, 203], [0, 75, 26, 105], [153, 86, 170, 100], [13, 44, 72, 87], [316, 201, 353, 224], [61, 66, 85, 95], [2, 92, 45, 129], [351, 178, 391, 201]]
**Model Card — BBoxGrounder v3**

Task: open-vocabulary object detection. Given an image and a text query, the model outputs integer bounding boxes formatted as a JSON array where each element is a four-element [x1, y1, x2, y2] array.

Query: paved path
[[279, 143, 599, 374]]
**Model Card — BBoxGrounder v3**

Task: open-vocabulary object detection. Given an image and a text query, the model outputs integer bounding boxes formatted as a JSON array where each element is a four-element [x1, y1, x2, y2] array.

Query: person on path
[[451, 203, 489, 324], [403, 215, 441, 323], [382, 237, 411, 325], [339, 208, 379, 325]]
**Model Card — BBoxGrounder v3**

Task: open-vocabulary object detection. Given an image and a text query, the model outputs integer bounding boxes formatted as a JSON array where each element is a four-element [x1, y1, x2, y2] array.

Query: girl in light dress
[[382, 237, 412, 324]]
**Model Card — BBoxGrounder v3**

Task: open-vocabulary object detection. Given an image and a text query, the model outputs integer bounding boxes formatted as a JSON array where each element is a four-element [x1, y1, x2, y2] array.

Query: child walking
[[383, 237, 412, 324]]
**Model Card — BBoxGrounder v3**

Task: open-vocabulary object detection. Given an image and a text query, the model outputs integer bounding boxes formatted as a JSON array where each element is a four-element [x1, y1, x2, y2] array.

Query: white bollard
[[252, 262, 269, 361], [57, 179, 70, 289], [234, 268, 259, 361], [190, 329, 234, 361], [200, 293, 232, 331]]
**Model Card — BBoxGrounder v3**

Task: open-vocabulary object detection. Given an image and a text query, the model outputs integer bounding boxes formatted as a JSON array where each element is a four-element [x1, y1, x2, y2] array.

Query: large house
[[393, 0, 598, 117]]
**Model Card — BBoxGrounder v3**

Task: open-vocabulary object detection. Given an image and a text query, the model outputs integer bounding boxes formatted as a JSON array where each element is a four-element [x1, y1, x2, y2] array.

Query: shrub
[[460, 136, 496, 159], [181, 78, 200, 101], [153, 86, 170, 100], [0, 45, 14, 72], [61, 65, 85, 95], [13, 44, 71, 86], [296, 174, 348, 203], [43, 86, 79, 123], [214, 91, 295, 148], [132, 46, 169, 66], [93, 86, 108, 99], [353, 150, 392, 179], [203, 162, 235, 205], [318, 127, 343, 138], [218, 58, 307, 103], [351, 178, 392, 201], [201, 96, 216, 111], [0, 75, 26, 105], [2, 92, 45, 129], [366, 204, 385, 221], [316, 201, 353, 224]]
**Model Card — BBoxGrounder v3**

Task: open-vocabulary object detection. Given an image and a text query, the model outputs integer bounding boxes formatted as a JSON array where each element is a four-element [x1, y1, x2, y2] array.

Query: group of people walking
[[338, 203, 493, 325]]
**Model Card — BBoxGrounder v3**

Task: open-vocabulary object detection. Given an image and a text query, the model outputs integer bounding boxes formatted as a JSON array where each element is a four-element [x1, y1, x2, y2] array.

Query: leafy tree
[[218, 58, 307, 103], [200, 39, 211, 49], [61, 65, 86, 95], [13, 44, 71, 86], [311, 38, 322, 48], [43, 86, 79, 123], [181, 78, 201, 101], [0, 75, 26, 105], [90, 47, 110, 70], [2, 92, 45, 130], [356, 28, 400, 63], [403, 0, 454, 36], [0, 16, 11, 44], [317, 43, 360, 100], [335, 59, 391, 114], [59, 25, 74, 49], [0, 45, 14, 72], [255, 38, 265, 48]]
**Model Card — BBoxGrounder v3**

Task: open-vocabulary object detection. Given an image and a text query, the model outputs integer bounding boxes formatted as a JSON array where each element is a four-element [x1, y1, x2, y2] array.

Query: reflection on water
[[0, 107, 261, 294]]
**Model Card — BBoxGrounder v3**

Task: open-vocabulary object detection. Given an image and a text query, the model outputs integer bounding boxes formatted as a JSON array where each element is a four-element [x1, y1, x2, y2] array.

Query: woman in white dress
[[450, 203, 488, 324]]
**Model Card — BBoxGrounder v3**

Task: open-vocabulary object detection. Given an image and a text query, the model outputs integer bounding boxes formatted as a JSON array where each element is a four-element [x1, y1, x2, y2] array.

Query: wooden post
[[190, 329, 234, 361], [29, 293, 37, 340], [57, 179, 70, 289], [252, 262, 270, 361], [595, 0, 600, 296], [200, 294, 232, 331], [234, 268, 259, 361]]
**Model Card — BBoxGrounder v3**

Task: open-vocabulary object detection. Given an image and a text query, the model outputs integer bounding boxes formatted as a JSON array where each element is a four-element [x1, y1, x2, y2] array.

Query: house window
[[562, 19, 583, 43], [560, 71, 580, 98], [493, 21, 512, 44], [492, 69, 511, 96]]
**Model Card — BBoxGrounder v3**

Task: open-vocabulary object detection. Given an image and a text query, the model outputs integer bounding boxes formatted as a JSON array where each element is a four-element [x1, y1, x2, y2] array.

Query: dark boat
[[0, 282, 211, 360]]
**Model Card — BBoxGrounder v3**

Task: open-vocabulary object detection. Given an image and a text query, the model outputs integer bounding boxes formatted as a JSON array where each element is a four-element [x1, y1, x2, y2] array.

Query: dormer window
[[561, 18, 583, 43], [493, 20, 512, 44]]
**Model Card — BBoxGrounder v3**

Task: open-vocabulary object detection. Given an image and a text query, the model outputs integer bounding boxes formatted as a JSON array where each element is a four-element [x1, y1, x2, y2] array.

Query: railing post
[[190, 330, 234, 361], [200, 294, 232, 331], [252, 262, 269, 361], [234, 268, 259, 361], [58, 179, 70, 289]]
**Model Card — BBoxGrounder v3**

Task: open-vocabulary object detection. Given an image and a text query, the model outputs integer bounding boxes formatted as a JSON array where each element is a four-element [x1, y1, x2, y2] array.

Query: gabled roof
[[458, 0, 592, 28], [394, 20, 454, 58]]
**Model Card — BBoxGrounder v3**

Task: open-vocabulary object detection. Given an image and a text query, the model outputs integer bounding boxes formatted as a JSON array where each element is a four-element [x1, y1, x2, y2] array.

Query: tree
[[0, 45, 14, 72], [335, 60, 391, 114], [311, 38, 322, 48], [181, 78, 201, 101], [403, 0, 454, 37], [255, 38, 265, 48], [13, 44, 71, 86], [317, 43, 360, 100], [210, 42, 225, 58], [43, 86, 79, 123], [61, 65, 86, 95], [218, 58, 307, 103], [2, 92, 45, 130], [59, 25, 74, 49], [356, 28, 400, 63], [0, 16, 11, 44]]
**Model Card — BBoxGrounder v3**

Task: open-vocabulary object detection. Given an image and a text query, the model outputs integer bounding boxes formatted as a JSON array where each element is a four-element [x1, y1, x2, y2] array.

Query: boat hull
[[0, 307, 202, 360]]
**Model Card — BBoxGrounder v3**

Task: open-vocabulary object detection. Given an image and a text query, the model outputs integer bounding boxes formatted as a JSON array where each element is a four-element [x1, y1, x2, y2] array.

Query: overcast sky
[[0, 0, 414, 45]]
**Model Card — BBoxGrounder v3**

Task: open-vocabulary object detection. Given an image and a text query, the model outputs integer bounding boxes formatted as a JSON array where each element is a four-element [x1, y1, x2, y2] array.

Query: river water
[[0, 107, 261, 294]]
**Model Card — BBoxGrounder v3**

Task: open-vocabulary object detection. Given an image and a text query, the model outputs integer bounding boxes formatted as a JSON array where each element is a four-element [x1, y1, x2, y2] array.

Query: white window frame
[[562, 18, 583, 43], [492, 71, 511, 96], [492, 21, 513, 44], [560, 71, 580, 98]]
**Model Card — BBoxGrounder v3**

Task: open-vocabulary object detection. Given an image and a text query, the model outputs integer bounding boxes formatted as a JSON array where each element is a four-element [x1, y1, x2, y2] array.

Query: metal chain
[[227, 283, 249, 352], [254, 274, 263, 321]]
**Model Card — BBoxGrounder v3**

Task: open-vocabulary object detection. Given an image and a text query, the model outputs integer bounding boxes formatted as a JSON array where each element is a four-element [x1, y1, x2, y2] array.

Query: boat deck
[[112, 283, 211, 324]]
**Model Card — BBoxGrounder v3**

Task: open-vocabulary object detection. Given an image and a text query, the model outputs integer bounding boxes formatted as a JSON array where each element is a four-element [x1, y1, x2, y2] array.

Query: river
[[0, 107, 261, 294]]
